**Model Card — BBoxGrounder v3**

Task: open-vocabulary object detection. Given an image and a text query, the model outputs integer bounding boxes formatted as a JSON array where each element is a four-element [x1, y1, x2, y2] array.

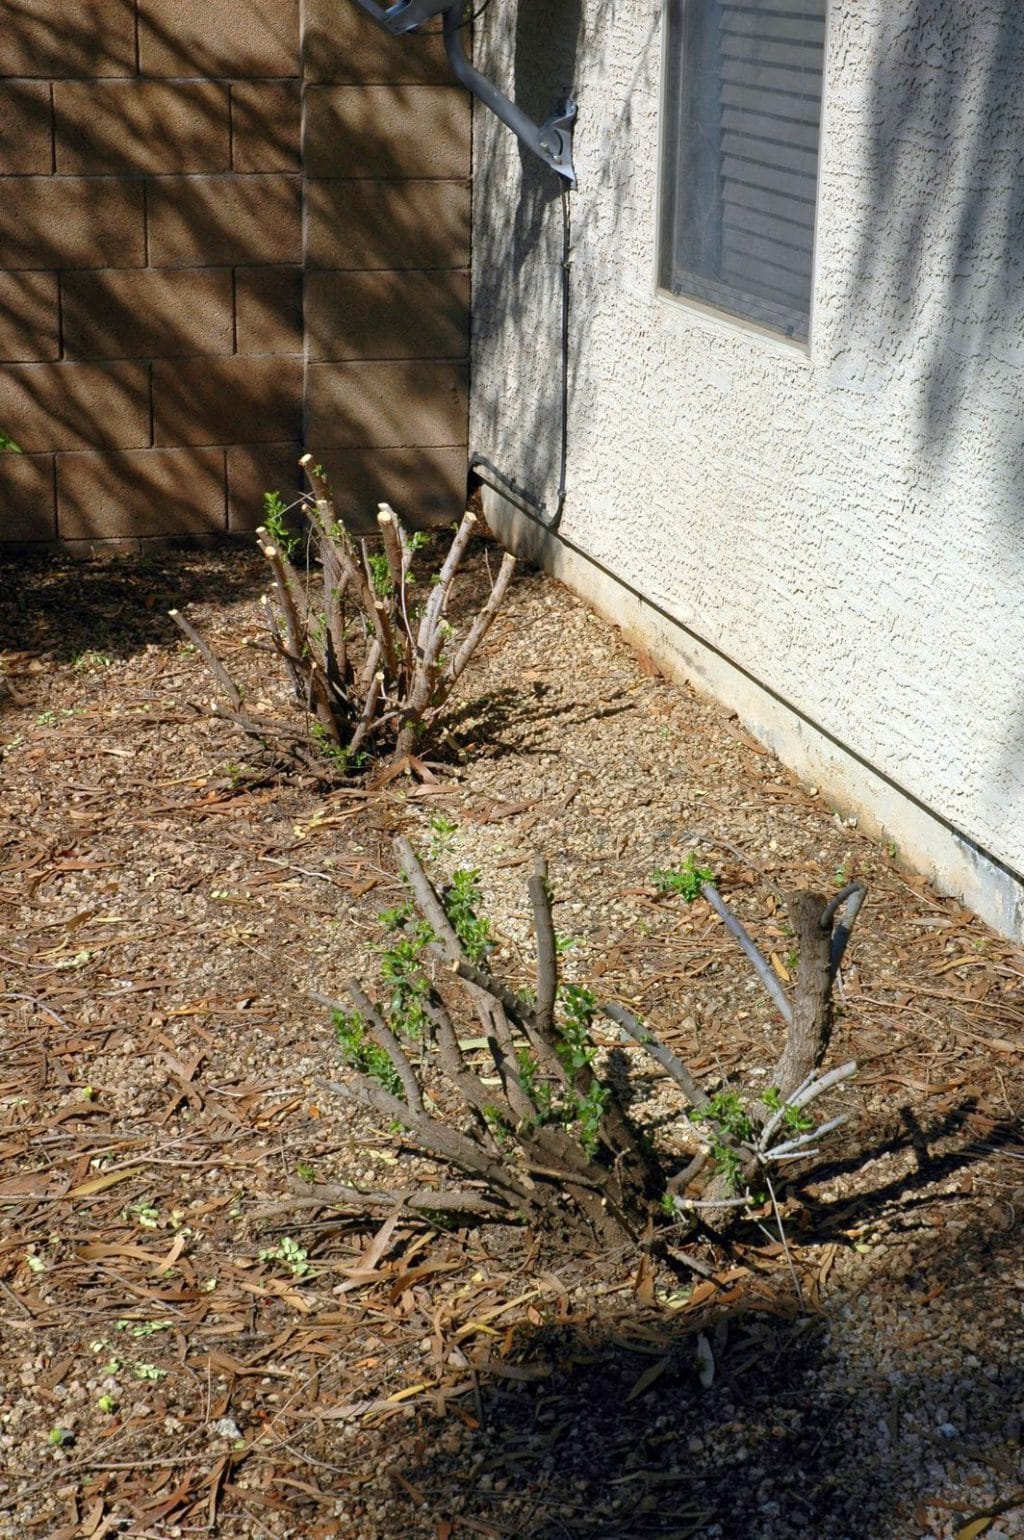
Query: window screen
[[659, 0, 826, 341]]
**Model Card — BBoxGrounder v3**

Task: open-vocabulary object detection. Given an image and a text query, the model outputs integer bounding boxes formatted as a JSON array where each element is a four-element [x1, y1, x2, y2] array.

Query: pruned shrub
[[300, 838, 865, 1255], [170, 455, 515, 778]]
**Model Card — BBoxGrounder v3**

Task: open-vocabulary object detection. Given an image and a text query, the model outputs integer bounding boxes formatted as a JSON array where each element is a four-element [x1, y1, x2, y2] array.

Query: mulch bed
[[1, 540, 1021, 1540]]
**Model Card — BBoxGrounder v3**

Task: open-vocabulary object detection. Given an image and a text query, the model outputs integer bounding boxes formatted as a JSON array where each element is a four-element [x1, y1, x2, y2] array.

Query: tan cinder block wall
[[301, 2, 470, 528], [0, 1, 470, 548]]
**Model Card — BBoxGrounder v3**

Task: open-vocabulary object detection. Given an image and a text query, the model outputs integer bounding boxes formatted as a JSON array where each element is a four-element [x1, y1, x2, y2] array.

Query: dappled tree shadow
[[469, 1, 1024, 909], [788, 1097, 1013, 1215], [0, 544, 268, 680], [847, 5, 1024, 454], [1, 6, 301, 543], [1, 2, 470, 546], [470, 0, 657, 524], [436, 670, 639, 761], [837, 0, 1024, 854]]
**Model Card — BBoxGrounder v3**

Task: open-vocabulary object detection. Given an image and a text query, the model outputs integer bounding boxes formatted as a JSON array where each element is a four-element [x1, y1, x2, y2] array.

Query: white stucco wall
[[470, 0, 1024, 938]]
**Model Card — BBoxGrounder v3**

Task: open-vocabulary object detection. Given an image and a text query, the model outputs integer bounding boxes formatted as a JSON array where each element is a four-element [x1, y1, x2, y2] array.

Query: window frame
[[654, 0, 830, 351]]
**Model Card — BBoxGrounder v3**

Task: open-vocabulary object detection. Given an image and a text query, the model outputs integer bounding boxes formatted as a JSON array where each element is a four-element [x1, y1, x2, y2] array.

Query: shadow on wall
[[471, 0, 655, 525], [470, 1, 1024, 882], [848, 2, 1024, 453], [471, 0, 582, 523], [0, 2, 470, 544], [844, 0, 1024, 823], [0, 4, 302, 543], [509, 0, 584, 271]]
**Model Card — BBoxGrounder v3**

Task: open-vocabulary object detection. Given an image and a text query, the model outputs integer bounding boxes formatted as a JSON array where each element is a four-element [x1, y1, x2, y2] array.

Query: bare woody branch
[[528, 855, 557, 1036], [825, 880, 867, 978], [600, 1002, 710, 1113], [298, 849, 865, 1251], [770, 889, 864, 1099], [268, 1180, 513, 1220], [443, 551, 517, 687], [343, 981, 424, 1115], [168, 608, 243, 712], [701, 881, 793, 1026], [175, 457, 516, 779]]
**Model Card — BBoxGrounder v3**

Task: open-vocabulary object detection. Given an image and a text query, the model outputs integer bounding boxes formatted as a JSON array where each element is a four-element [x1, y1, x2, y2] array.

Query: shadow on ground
[[356, 1100, 1023, 1539], [392, 1191, 1022, 1539], [0, 544, 267, 675]]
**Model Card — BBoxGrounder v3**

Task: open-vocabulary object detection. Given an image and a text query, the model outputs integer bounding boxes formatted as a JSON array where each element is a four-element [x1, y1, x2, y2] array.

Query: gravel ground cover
[[0, 539, 1021, 1540]]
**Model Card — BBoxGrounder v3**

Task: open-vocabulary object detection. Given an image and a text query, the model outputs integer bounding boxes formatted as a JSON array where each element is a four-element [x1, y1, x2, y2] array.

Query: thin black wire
[[472, 478, 1024, 890], [467, 112, 1024, 896], [458, 0, 493, 27]]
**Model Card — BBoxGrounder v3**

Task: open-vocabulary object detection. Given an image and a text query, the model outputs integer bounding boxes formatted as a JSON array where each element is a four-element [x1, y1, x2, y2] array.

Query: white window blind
[[659, 0, 826, 341]]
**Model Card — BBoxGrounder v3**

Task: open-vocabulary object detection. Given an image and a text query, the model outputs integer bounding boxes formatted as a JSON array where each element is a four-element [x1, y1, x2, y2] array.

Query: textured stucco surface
[[471, 0, 1024, 923]]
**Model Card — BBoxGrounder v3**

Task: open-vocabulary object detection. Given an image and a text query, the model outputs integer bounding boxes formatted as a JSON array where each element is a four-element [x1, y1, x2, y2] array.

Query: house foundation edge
[[483, 488, 1024, 946]]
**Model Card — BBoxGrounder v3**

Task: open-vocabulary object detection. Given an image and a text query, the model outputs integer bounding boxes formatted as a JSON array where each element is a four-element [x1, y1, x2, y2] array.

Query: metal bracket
[[347, 0, 449, 33], [346, 1, 577, 186]]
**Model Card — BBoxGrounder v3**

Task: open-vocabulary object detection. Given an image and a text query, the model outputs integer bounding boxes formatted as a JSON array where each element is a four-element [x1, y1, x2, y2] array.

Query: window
[[659, 0, 826, 342]]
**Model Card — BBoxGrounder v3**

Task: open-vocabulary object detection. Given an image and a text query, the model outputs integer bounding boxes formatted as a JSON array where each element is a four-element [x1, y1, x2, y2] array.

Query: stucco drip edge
[[482, 487, 1024, 945]]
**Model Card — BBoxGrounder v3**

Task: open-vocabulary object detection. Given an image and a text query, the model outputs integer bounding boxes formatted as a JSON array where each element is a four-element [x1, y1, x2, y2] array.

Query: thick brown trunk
[[772, 890, 833, 1098]]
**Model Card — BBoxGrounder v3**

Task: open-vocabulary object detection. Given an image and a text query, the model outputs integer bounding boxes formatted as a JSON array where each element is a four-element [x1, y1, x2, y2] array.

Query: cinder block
[[0, 362, 151, 452], [54, 82, 231, 176], [313, 446, 467, 530], [138, 0, 301, 79], [153, 356, 302, 446], [305, 178, 470, 271], [147, 175, 302, 267], [302, 0, 449, 85], [303, 85, 470, 180], [231, 83, 301, 173], [0, 178, 146, 270], [3, 1, 136, 78], [306, 269, 469, 362], [57, 447, 227, 540], [234, 268, 303, 357], [0, 452, 56, 542], [226, 441, 302, 531], [62, 270, 235, 361], [0, 82, 53, 176], [305, 359, 468, 449], [0, 273, 60, 362]]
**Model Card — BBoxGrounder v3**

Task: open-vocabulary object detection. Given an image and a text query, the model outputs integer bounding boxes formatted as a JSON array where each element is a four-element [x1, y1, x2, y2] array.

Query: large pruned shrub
[[299, 838, 865, 1255]]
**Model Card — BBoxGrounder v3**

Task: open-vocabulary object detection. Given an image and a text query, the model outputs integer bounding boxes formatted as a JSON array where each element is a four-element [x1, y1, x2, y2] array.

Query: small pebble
[[209, 1417, 242, 1441]]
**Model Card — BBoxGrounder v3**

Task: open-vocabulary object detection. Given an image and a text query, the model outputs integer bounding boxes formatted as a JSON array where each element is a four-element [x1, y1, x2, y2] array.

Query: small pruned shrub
[[170, 455, 515, 779]]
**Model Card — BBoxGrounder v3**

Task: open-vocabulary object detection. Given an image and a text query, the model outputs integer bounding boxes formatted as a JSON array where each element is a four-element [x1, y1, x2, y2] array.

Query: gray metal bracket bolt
[[346, 0, 578, 187]]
